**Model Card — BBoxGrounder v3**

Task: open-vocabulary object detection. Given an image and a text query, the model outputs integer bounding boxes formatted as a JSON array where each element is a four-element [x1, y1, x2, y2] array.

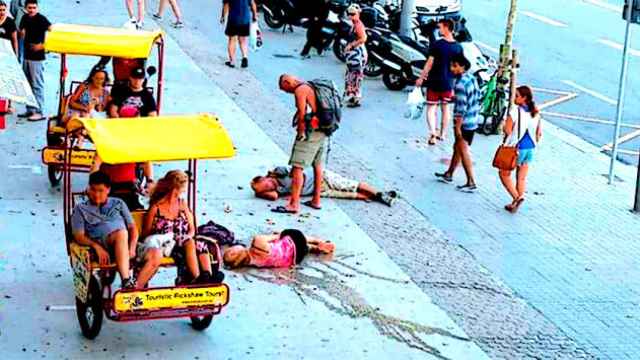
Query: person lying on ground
[[251, 166, 397, 208], [223, 229, 335, 269], [70, 171, 139, 289], [136, 170, 221, 288]]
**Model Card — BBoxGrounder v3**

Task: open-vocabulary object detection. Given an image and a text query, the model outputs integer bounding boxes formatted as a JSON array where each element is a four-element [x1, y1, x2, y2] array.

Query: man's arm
[[251, 0, 258, 22], [221, 2, 229, 24], [11, 31, 18, 55], [416, 56, 434, 86], [294, 88, 308, 137], [255, 191, 279, 201], [73, 232, 111, 265], [453, 85, 467, 139]]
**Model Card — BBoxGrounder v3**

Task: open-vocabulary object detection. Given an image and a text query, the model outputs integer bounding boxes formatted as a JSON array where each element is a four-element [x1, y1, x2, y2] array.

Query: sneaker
[[379, 191, 396, 207], [241, 57, 248, 68], [172, 21, 184, 28], [121, 277, 136, 289], [18, 111, 33, 118], [152, 13, 162, 20], [135, 21, 143, 30], [27, 113, 46, 122], [456, 184, 477, 193], [434, 172, 453, 183]]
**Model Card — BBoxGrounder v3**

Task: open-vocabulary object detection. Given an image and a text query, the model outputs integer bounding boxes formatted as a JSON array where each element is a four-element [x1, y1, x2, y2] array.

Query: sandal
[[270, 205, 297, 214], [152, 13, 162, 20], [428, 135, 437, 145], [172, 21, 184, 28], [302, 200, 322, 210], [509, 198, 525, 213], [225, 61, 235, 68]]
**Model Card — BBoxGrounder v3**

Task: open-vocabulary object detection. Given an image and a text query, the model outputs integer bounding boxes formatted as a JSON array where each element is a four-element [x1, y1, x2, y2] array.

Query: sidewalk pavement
[[148, 1, 640, 358], [0, 1, 487, 359]]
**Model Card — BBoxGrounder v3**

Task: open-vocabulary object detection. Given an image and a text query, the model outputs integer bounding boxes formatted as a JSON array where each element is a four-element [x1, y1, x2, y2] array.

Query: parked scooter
[[259, 0, 310, 30]]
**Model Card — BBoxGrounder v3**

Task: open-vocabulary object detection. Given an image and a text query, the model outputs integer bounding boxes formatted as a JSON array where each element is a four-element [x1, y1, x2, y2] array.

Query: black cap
[[130, 66, 145, 79]]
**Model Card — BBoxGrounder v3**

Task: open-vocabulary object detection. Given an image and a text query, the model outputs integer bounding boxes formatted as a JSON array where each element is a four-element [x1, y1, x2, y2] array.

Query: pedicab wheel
[[263, 11, 284, 29], [75, 276, 103, 339], [48, 165, 62, 187], [382, 71, 406, 91], [364, 60, 383, 77], [190, 315, 213, 331], [332, 38, 347, 62]]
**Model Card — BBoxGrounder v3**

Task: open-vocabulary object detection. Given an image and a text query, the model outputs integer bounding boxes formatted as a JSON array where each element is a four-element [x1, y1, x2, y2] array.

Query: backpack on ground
[[307, 79, 343, 136]]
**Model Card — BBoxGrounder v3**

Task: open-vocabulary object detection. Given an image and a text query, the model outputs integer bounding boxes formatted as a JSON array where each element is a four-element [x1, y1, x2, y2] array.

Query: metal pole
[[635, 148, 640, 212], [608, 2, 634, 184], [399, 0, 416, 38]]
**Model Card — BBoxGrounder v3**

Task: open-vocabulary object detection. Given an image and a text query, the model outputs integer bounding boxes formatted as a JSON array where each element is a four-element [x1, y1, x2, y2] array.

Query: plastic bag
[[250, 22, 263, 51], [404, 87, 425, 120]]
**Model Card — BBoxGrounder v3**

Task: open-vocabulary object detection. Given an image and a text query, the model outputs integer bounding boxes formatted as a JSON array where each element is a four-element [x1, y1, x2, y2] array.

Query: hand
[[454, 128, 462, 140], [253, 14, 258, 22], [93, 244, 111, 265], [344, 44, 352, 52], [30, 43, 43, 51], [415, 77, 424, 87], [129, 245, 137, 260], [296, 133, 307, 142]]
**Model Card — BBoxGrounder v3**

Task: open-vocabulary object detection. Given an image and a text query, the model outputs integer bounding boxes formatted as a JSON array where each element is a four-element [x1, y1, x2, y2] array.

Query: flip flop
[[302, 200, 322, 210], [270, 205, 297, 214], [509, 198, 525, 213]]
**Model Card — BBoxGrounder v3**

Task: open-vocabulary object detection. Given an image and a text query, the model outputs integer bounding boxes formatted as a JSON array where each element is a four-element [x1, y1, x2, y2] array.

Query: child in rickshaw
[[136, 170, 220, 288], [65, 65, 111, 123], [70, 171, 139, 289], [223, 229, 335, 269]]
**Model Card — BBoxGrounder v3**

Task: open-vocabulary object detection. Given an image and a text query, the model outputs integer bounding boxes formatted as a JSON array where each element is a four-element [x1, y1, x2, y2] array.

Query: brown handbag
[[492, 108, 520, 171]]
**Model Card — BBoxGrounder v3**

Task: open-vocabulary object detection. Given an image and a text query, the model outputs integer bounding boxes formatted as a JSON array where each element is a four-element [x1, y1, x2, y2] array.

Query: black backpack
[[307, 79, 342, 136]]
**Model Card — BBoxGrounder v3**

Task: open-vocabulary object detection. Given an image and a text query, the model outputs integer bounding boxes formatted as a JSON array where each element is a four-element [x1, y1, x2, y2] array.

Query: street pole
[[494, 0, 519, 133], [635, 148, 640, 212], [399, 0, 416, 38], [608, 2, 634, 184]]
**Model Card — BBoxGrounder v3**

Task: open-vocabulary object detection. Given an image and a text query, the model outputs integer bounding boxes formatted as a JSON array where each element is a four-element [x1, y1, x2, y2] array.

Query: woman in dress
[[66, 65, 110, 122], [343, 4, 367, 107]]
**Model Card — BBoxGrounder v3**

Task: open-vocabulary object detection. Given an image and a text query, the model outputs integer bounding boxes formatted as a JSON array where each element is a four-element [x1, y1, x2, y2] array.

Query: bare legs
[[238, 36, 249, 59], [440, 103, 450, 139], [499, 164, 529, 212], [183, 239, 201, 280], [125, 0, 144, 23], [135, 248, 162, 289], [444, 138, 475, 186], [227, 36, 249, 65], [310, 163, 323, 208], [106, 229, 131, 282], [286, 166, 304, 212], [157, 0, 183, 22], [425, 103, 450, 142]]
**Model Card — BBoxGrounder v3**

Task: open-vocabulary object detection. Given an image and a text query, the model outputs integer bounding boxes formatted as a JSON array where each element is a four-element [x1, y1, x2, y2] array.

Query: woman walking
[[498, 86, 543, 213], [152, 0, 184, 28], [220, 0, 257, 68], [343, 4, 367, 107]]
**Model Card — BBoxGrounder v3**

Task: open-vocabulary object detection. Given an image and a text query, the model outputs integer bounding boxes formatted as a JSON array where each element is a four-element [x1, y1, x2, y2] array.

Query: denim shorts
[[518, 148, 535, 165]]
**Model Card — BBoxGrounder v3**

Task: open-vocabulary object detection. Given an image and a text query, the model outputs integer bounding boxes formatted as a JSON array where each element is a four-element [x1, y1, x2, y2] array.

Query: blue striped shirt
[[453, 72, 481, 130]]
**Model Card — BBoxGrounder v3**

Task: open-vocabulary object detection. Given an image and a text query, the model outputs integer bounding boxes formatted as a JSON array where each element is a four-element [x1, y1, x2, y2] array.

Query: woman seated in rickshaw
[[223, 229, 335, 269], [65, 65, 111, 123], [136, 170, 218, 288]]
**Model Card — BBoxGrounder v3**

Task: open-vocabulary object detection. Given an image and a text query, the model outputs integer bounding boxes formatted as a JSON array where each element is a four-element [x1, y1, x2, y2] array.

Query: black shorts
[[461, 129, 475, 145], [225, 23, 250, 37]]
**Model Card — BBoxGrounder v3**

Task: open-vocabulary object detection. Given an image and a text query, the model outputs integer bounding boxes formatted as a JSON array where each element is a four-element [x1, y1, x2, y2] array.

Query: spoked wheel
[[263, 10, 284, 29], [364, 60, 383, 77], [480, 101, 507, 135], [76, 276, 103, 339], [333, 38, 347, 62], [382, 71, 407, 91], [48, 165, 62, 187], [190, 315, 214, 331]]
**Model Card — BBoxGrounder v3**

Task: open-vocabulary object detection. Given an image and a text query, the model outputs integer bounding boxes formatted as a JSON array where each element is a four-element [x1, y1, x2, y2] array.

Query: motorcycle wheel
[[364, 60, 383, 77], [333, 38, 347, 62], [263, 11, 284, 29], [382, 71, 407, 91]]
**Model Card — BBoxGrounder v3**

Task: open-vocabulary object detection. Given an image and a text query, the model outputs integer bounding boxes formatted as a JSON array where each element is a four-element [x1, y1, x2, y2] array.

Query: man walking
[[18, 0, 50, 121], [220, 0, 257, 68], [273, 74, 326, 214], [434, 54, 481, 192], [415, 19, 462, 145]]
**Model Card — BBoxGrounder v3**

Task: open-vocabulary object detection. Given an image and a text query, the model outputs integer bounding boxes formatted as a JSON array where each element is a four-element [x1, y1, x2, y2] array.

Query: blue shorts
[[518, 148, 534, 165]]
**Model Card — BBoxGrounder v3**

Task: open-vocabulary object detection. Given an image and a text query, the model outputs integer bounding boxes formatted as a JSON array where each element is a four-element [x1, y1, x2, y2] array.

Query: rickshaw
[[49, 114, 234, 339], [41, 23, 165, 186]]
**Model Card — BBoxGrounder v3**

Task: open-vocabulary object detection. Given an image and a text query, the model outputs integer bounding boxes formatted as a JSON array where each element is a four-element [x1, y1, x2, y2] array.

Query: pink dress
[[248, 236, 297, 268]]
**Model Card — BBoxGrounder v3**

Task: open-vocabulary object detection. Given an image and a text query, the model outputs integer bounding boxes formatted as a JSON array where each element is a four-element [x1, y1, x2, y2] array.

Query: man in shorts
[[415, 19, 463, 145], [71, 171, 139, 289], [220, 0, 257, 68], [251, 166, 397, 207], [434, 54, 481, 192], [275, 74, 326, 214]]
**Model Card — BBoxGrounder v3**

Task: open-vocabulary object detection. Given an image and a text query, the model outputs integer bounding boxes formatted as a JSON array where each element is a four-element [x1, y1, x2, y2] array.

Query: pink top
[[248, 236, 297, 268]]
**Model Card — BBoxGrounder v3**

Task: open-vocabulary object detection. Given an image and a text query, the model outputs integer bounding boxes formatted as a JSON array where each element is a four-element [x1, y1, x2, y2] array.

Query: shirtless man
[[274, 74, 325, 214]]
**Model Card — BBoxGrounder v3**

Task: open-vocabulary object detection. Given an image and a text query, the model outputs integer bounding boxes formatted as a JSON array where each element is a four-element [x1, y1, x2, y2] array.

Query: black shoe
[[196, 271, 211, 284], [379, 191, 396, 207], [456, 183, 477, 193], [121, 277, 136, 289], [434, 172, 453, 183], [225, 61, 235, 68], [18, 111, 33, 118], [241, 57, 248, 68]]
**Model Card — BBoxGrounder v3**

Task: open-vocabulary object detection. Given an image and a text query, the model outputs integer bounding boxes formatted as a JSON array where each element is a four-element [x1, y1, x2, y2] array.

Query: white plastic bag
[[249, 22, 263, 51], [404, 87, 426, 120]]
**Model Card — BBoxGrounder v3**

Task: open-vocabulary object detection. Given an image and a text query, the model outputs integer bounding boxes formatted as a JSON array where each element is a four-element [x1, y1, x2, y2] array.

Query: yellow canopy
[[74, 114, 235, 164], [44, 23, 163, 58]]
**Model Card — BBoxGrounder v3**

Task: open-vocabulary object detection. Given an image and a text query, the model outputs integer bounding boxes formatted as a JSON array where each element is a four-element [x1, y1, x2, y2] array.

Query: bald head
[[278, 74, 302, 93]]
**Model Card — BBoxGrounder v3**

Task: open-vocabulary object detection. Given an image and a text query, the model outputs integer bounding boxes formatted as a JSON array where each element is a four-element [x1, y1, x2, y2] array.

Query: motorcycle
[[259, 0, 310, 30]]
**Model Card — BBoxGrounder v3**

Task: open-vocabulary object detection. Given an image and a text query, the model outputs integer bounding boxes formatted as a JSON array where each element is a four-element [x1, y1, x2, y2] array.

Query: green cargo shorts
[[289, 131, 327, 168]]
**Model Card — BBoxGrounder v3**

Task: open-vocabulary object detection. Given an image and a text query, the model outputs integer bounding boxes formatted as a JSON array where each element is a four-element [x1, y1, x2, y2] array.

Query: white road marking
[[537, 93, 579, 111], [46, 305, 75, 311], [597, 38, 640, 57], [8, 164, 43, 174], [475, 41, 498, 54], [561, 80, 617, 105], [520, 11, 569, 27], [582, 0, 621, 12], [542, 111, 640, 129], [601, 128, 640, 150]]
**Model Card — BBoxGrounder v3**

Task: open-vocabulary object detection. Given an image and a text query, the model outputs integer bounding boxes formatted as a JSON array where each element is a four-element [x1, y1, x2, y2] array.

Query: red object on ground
[[0, 98, 8, 130]]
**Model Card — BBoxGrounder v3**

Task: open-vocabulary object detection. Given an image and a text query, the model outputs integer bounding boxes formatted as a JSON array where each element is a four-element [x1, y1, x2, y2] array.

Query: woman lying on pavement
[[251, 166, 397, 209], [136, 170, 221, 288], [223, 229, 335, 269]]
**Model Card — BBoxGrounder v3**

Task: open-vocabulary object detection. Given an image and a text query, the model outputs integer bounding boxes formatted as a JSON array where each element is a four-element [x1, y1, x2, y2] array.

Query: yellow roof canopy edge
[[44, 23, 163, 58], [75, 114, 235, 164]]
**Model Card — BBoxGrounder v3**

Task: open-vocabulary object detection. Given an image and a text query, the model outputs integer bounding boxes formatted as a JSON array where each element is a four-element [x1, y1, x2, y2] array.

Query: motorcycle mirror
[[147, 66, 157, 77]]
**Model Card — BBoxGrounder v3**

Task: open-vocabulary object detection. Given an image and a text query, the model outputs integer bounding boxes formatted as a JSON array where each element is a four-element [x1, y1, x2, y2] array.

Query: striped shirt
[[453, 72, 481, 130]]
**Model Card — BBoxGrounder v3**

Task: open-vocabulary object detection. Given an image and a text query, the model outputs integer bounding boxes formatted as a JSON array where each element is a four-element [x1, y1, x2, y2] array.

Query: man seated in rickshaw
[[90, 66, 157, 210], [64, 65, 111, 123], [71, 171, 140, 289]]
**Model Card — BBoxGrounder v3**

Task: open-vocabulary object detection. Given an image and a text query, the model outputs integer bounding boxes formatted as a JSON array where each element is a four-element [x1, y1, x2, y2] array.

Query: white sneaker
[[136, 21, 143, 30]]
